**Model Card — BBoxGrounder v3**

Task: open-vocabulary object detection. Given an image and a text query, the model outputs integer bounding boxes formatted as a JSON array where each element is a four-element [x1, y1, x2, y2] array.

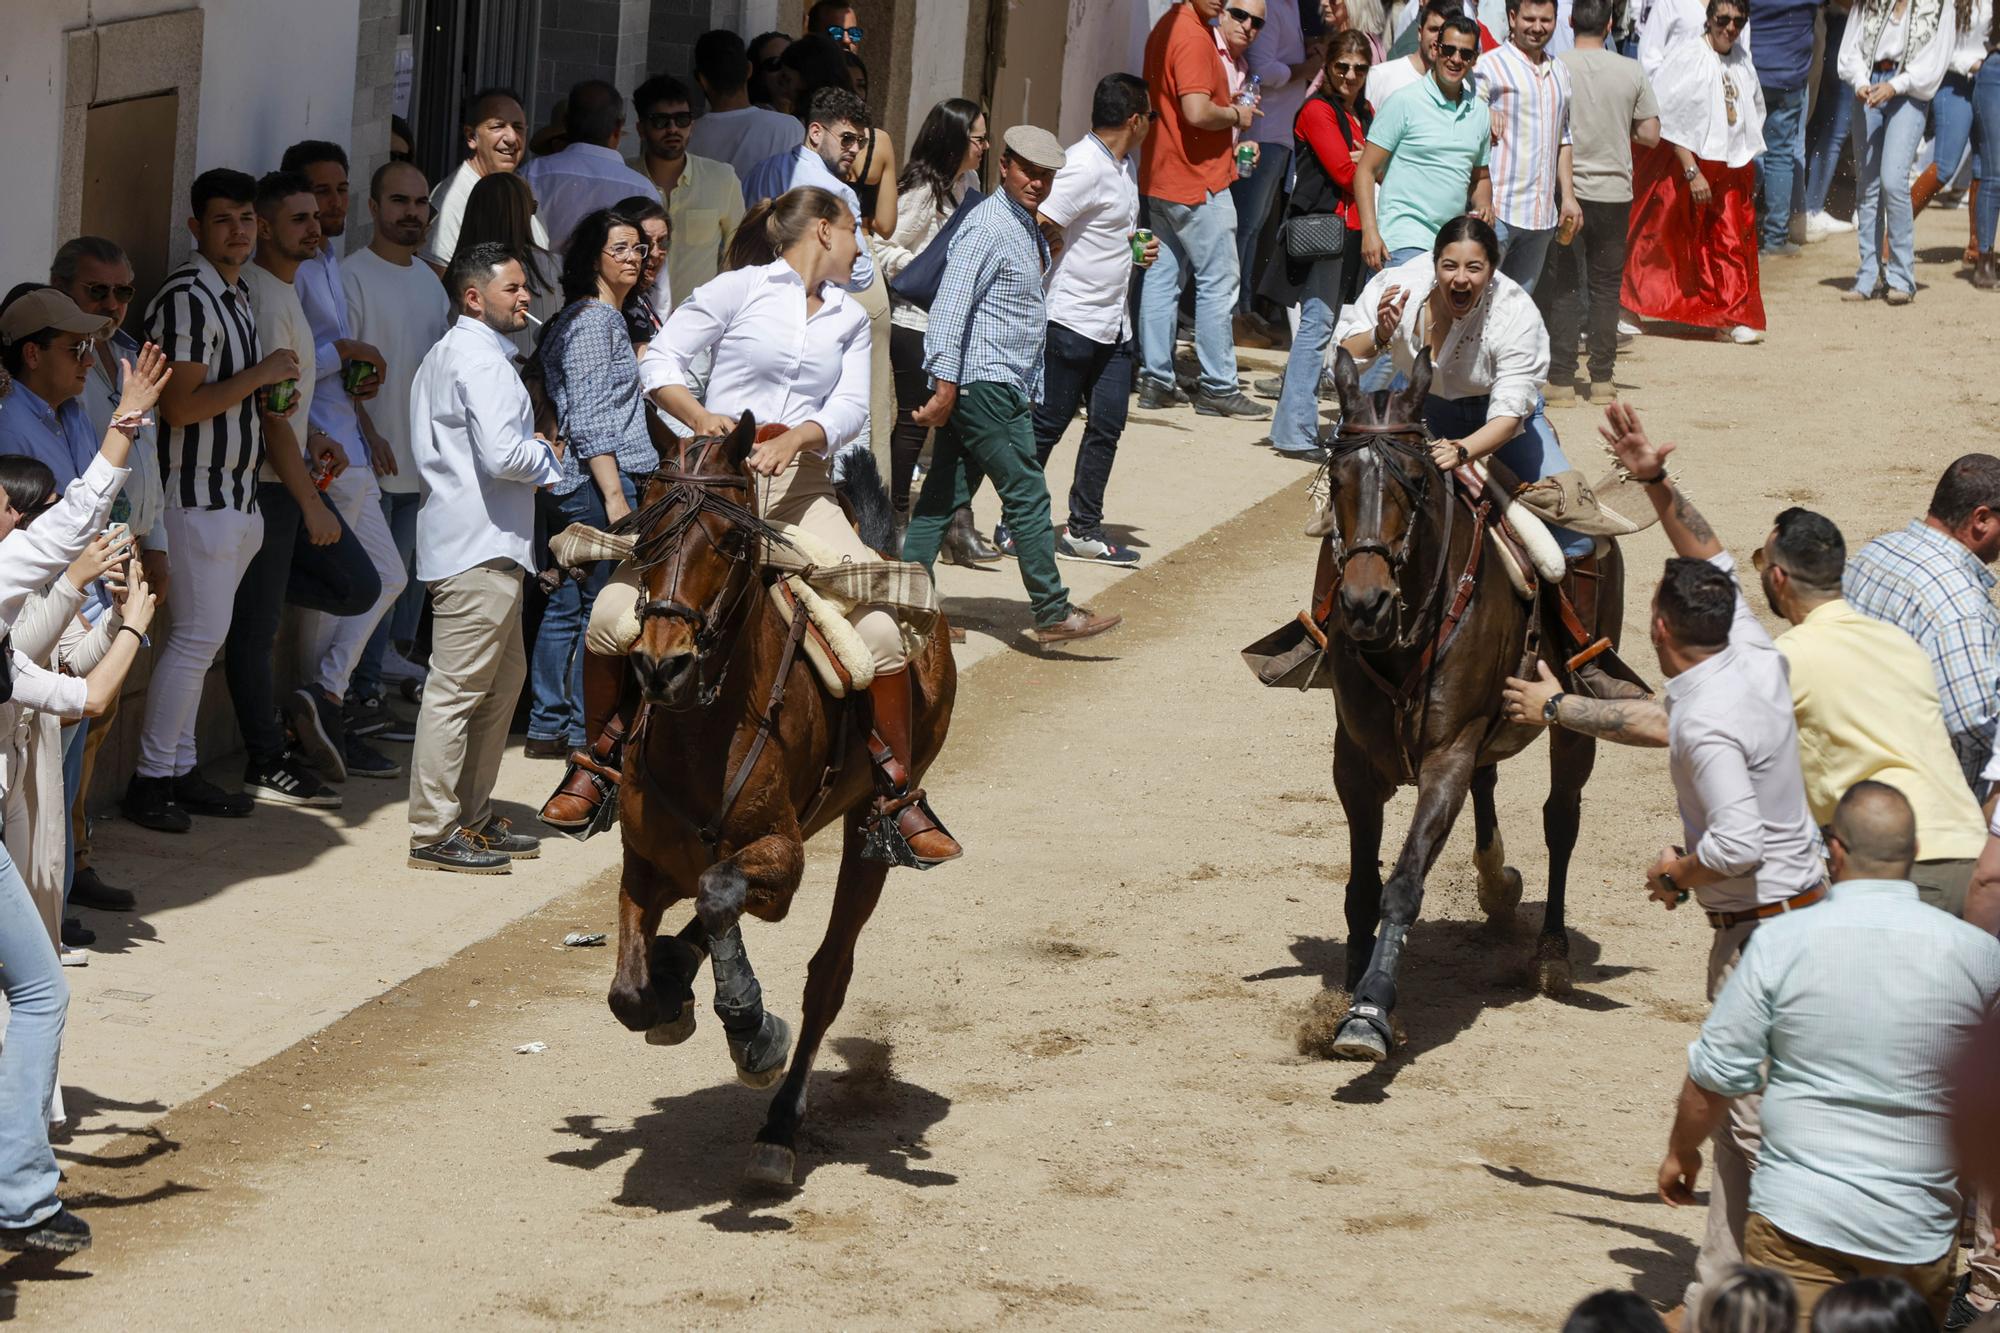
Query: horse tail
[[832, 444, 899, 558]]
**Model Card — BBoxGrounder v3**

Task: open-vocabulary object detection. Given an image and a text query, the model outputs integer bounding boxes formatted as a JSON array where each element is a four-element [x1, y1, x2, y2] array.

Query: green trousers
[[901, 381, 1071, 628]]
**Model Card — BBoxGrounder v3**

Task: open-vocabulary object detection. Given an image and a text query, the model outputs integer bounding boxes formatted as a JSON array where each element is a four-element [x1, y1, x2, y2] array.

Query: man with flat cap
[[904, 125, 1123, 646]]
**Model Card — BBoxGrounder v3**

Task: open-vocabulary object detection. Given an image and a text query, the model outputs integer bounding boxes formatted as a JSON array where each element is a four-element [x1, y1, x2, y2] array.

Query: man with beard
[[741, 86, 877, 292], [422, 87, 547, 271], [342, 160, 451, 736], [279, 140, 406, 785], [633, 73, 745, 304]]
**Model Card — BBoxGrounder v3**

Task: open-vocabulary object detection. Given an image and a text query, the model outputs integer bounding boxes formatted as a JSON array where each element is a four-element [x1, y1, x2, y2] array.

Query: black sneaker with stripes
[[243, 754, 342, 809]]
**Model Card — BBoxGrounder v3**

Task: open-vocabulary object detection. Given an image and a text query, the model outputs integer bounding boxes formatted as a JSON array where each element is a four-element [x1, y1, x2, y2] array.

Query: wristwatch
[[1542, 690, 1566, 725], [1683, 164, 1700, 181], [1659, 870, 1690, 906]]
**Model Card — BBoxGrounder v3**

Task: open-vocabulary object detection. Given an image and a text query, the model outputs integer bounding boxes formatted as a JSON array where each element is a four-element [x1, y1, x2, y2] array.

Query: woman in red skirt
[[1622, 0, 1769, 343]]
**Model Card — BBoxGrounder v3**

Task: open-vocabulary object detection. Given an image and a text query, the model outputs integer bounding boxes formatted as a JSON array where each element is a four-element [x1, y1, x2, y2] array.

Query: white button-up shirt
[[408, 315, 562, 582], [1663, 552, 1827, 914], [1041, 133, 1141, 345], [522, 142, 660, 253], [1335, 254, 1551, 423], [638, 260, 870, 456]]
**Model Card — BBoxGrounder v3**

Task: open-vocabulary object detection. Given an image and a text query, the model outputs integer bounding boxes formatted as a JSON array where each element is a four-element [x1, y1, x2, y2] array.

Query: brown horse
[[604, 415, 956, 1185], [1315, 349, 1627, 1061]]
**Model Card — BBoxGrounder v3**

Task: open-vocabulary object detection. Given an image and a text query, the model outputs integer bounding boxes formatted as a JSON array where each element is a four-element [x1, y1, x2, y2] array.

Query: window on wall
[[408, 0, 541, 185]]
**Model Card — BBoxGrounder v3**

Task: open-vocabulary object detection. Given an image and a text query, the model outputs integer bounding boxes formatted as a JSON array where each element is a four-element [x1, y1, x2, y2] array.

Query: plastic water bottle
[[1235, 76, 1262, 177], [1236, 75, 1262, 109]]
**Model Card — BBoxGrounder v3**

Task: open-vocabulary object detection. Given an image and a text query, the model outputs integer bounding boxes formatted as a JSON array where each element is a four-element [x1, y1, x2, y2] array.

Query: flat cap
[[0, 289, 113, 346], [1001, 124, 1067, 171]]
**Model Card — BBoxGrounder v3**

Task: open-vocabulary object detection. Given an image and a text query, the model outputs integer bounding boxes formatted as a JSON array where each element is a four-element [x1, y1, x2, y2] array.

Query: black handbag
[[1279, 95, 1362, 263], [887, 185, 986, 310], [1280, 211, 1348, 261]]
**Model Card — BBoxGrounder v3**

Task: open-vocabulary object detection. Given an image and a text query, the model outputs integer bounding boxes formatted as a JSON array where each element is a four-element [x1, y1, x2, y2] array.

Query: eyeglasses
[[606, 241, 653, 260], [1225, 6, 1267, 29], [969, 133, 991, 146], [1332, 60, 1370, 74], [1713, 13, 1746, 28], [80, 282, 137, 304], [825, 24, 864, 42], [1437, 42, 1479, 61], [643, 111, 694, 130]]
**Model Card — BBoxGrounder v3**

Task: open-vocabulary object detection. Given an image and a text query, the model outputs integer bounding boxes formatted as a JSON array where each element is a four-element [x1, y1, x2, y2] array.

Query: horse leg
[[695, 831, 805, 1089], [1334, 730, 1390, 994], [1470, 763, 1524, 925], [607, 849, 710, 1042], [1331, 736, 1481, 1061], [1537, 726, 1598, 996], [746, 812, 891, 1189]]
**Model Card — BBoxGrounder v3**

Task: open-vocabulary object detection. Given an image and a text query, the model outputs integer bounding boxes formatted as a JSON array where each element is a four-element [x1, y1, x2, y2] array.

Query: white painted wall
[[0, 0, 362, 282], [907, 0, 972, 147]]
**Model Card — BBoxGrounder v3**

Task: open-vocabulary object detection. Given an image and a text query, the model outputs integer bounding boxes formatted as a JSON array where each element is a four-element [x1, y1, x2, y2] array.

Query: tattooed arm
[[1504, 660, 1671, 746], [1598, 402, 1722, 560]]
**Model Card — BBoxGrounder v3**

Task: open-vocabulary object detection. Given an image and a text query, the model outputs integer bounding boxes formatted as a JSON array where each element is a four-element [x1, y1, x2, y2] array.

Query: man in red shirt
[[1136, 0, 1271, 420]]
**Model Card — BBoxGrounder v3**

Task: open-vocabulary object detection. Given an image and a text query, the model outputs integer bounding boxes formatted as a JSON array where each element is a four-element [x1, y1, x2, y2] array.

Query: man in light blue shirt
[[1660, 781, 2000, 1328], [739, 85, 876, 292], [0, 289, 112, 487]]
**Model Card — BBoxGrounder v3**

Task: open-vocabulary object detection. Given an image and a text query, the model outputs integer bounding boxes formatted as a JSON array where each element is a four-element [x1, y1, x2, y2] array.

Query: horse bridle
[[632, 431, 789, 711], [1322, 421, 1453, 650]]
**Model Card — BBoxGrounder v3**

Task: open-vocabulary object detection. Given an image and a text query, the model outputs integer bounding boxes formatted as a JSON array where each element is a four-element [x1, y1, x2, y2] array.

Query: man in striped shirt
[[1478, 0, 1584, 291], [122, 169, 301, 834]]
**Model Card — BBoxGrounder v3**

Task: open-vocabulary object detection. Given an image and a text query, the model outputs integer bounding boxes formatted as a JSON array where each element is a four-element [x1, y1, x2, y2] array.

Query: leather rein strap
[[686, 604, 813, 855]]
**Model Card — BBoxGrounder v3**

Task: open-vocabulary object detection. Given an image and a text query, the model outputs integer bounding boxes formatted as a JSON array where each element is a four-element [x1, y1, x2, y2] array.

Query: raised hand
[[115, 341, 172, 419]]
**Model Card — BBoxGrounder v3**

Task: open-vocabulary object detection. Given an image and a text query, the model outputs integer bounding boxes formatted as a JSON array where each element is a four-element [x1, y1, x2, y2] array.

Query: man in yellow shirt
[[634, 73, 746, 304], [1756, 507, 1991, 919]]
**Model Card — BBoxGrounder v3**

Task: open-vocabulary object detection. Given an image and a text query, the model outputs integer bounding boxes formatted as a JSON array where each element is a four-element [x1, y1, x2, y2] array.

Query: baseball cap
[[0, 289, 115, 347]]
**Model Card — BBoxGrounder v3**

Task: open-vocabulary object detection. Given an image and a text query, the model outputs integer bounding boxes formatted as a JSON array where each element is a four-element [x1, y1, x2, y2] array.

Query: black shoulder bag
[[1278, 97, 1358, 262]]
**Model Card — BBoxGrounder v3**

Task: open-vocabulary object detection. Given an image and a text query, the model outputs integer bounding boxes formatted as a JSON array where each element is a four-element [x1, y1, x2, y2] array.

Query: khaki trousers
[[1684, 920, 1763, 1333], [853, 266, 894, 480], [408, 560, 526, 846], [1743, 1212, 1954, 1331]]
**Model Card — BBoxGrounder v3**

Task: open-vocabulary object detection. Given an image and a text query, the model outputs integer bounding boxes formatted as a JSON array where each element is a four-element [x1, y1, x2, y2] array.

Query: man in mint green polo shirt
[[1356, 13, 1495, 271]]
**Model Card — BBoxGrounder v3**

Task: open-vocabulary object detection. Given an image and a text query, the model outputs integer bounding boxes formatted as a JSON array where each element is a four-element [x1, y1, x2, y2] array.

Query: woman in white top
[[1332, 216, 1592, 564], [1623, 0, 1769, 342], [1841, 0, 1953, 301], [877, 98, 991, 560], [548, 187, 960, 863]]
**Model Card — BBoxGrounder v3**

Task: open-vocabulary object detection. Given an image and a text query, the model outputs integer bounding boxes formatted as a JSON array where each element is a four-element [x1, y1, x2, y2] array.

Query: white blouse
[[1654, 35, 1768, 168], [640, 259, 871, 456], [1333, 254, 1551, 424]]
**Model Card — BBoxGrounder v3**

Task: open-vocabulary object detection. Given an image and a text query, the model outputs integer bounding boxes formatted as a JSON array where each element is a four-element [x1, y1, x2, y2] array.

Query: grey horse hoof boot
[[730, 1012, 792, 1089], [1329, 1007, 1392, 1062]]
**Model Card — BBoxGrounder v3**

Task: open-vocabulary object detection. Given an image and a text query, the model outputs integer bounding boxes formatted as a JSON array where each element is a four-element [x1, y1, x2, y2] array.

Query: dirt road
[[26, 216, 1999, 1329]]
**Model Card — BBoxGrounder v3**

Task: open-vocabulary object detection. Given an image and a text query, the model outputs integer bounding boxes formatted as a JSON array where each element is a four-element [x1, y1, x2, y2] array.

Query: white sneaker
[[1721, 324, 1764, 345], [1810, 210, 1855, 236], [1617, 318, 1642, 339], [59, 946, 89, 968]]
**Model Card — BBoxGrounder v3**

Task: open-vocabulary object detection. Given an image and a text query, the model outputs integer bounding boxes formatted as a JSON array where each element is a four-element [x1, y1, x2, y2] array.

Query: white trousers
[[136, 505, 264, 778], [303, 465, 408, 699]]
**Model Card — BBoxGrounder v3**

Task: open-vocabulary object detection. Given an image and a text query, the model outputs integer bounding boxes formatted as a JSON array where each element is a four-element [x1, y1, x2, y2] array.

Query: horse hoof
[[732, 1013, 793, 1090], [1478, 866, 1523, 923], [1536, 957, 1573, 997], [644, 998, 697, 1046], [1329, 1018, 1390, 1062], [744, 1142, 797, 1189]]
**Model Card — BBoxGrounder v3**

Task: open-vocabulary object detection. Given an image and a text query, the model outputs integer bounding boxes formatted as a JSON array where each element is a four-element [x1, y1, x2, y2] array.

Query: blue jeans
[[1424, 392, 1593, 559], [351, 488, 423, 699], [1231, 144, 1292, 315], [527, 473, 638, 745], [1978, 56, 2000, 251], [1273, 255, 1350, 452], [1494, 220, 1556, 294], [1030, 323, 1133, 539], [1805, 10, 1854, 215], [1138, 191, 1240, 397], [0, 842, 67, 1228], [1757, 82, 1810, 248], [1931, 71, 1981, 182], [1854, 72, 1928, 295]]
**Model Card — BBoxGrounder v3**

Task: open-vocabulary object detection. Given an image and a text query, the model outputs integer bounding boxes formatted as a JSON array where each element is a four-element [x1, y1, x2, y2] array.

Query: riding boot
[[941, 505, 1002, 566], [1967, 183, 1983, 266], [1976, 252, 2000, 291], [862, 665, 962, 867], [891, 502, 910, 559], [1910, 163, 1943, 217], [539, 650, 633, 836], [1559, 549, 1653, 700]]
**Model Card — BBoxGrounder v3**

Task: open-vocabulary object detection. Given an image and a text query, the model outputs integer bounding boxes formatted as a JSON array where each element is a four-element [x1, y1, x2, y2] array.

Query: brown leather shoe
[[865, 666, 962, 867], [1975, 253, 2000, 291], [1031, 606, 1122, 645]]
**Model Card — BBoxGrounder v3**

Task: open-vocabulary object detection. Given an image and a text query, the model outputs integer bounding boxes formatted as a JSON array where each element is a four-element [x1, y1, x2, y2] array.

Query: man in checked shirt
[[1844, 454, 2000, 790], [904, 126, 1122, 647]]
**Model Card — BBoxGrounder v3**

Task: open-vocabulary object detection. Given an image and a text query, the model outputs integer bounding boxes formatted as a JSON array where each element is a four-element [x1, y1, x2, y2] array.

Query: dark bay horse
[[1315, 350, 1627, 1062], [605, 415, 955, 1185]]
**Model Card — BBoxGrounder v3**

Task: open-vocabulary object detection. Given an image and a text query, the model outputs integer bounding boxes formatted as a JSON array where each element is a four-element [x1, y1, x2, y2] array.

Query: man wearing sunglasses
[[806, 1, 863, 53], [521, 79, 657, 254], [741, 86, 878, 293], [1357, 12, 1495, 273], [634, 73, 746, 302]]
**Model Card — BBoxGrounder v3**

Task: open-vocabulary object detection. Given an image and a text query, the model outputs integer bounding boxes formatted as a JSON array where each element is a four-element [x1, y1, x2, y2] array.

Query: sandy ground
[[21, 212, 2000, 1328]]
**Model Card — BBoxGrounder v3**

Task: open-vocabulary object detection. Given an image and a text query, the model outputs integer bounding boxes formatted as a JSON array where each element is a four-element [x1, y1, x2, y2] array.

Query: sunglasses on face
[[1333, 60, 1370, 74], [1225, 6, 1267, 29], [1438, 42, 1479, 60], [644, 111, 694, 130], [1714, 13, 1746, 28], [825, 24, 863, 41], [833, 130, 866, 150], [81, 282, 137, 304]]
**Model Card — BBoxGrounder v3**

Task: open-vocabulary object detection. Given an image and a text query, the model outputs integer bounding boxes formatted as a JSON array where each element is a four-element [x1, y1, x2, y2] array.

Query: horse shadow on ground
[[1553, 1210, 1701, 1311], [545, 1036, 955, 1233], [1245, 907, 1635, 1104]]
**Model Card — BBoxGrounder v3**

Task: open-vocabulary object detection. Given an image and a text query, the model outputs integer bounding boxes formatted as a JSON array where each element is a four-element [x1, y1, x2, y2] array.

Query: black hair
[[1561, 1291, 1669, 1333], [390, 113, 414, 159], [1421, 0, 1464, 23], [190, 168, 257, 221], [280, 139, 349, 175], [1808, 1276, 1937, 1333], [1433, 214, 1501, 265], [1571, 0, 1616, 29], [459, 86, 525, 135], [1928, 453, 2000, 527], [456, 172, 551, 295], [805, 84, 871, 133], [785, 33, 857, 120], [633, 73, 695, 116], [614, 194, 668, 227], [557, 208, 642, 304], [50, 236, 128, 288], [565, 79, 625, 146], [1706, 0, 1749, 17], [369, 158, 427, 201], [1658, 555, 1738, 650], [1439, 12, 1482, 41], [255, 169, 318, 219], [807, 0, 856, 30], [0, 456, 59, 520], [899, 98, 985, 213], [1507, 0, 1558, 13], [694, 29, 752, 95], [1768, 507, 1846, 593], [1092, 73, 1151, 129], [0, 285, 58, 377], [444, 240, 520, 313], [844, 50, 869, 100]]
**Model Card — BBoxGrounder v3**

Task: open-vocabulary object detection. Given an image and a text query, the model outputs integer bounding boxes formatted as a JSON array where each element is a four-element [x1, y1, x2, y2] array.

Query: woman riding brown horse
[[602, 415, 956, 1186]]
